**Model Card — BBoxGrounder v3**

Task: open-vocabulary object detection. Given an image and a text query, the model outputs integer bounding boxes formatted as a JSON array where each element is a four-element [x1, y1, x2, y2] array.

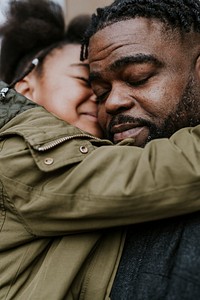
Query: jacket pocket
[[27, 138, 95, 172]]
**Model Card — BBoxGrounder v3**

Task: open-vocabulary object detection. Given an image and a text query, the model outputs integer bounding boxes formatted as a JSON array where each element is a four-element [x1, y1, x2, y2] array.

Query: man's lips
[[111, 123, 149, 143]]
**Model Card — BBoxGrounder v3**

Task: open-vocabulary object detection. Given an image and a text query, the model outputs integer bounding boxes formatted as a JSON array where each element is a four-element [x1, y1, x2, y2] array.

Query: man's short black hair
[[81, 0, 200, 60]]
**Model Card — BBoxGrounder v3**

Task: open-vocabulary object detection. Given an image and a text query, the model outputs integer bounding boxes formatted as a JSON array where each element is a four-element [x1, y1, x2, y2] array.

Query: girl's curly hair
[[0, 0, 91, 85]]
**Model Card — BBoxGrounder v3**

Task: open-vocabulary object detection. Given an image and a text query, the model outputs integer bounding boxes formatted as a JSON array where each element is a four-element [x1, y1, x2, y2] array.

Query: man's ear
[[14, 74, 36, 101], [195, 54, 200, 81]]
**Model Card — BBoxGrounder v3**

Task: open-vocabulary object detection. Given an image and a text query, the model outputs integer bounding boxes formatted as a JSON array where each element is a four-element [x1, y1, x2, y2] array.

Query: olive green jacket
[[1, 82, 200, 299]]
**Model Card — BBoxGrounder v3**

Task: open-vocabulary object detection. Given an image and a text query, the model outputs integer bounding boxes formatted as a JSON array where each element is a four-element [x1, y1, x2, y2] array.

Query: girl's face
[[17, 44, 103, 138]]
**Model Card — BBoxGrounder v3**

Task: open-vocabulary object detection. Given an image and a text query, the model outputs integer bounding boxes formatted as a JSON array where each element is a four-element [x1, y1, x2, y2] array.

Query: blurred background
[[64, 0, 113, 22], [0, 0, 113, 25]]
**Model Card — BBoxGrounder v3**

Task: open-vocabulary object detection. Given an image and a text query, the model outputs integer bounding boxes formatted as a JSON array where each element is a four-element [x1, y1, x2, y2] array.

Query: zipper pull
[[0, 87, 9, 99]]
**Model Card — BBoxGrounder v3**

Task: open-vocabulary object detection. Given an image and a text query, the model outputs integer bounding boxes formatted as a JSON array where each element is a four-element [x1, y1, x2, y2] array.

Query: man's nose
[[105, 88, 134, 115]]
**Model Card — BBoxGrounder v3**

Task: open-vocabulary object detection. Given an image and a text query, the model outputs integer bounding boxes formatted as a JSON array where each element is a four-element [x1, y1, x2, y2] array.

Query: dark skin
[[88, 18, 200, 146]]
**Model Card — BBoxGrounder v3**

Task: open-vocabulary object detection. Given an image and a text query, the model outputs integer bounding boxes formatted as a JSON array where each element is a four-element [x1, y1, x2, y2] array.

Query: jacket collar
[[0, 81, 37, 129]]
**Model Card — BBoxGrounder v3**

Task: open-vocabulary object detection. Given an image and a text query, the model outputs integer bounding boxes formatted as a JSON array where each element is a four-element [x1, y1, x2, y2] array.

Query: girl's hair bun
[[0, 0, 65, 83]]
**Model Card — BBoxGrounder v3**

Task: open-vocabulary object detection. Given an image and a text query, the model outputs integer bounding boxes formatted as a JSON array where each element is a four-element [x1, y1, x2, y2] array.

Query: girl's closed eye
[[77, 76, 91, 87]]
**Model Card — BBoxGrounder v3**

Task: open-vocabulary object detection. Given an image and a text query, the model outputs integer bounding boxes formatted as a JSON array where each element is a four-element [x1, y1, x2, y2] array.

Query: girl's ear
[[14, 73, 37, 101]]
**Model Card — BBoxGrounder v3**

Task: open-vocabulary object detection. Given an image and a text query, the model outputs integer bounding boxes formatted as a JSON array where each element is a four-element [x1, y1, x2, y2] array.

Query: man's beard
[[106, 75, 200, 147]]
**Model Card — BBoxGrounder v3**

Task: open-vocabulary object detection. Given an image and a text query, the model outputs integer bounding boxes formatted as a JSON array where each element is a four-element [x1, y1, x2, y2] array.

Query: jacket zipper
[[36, 134, 101, 151]]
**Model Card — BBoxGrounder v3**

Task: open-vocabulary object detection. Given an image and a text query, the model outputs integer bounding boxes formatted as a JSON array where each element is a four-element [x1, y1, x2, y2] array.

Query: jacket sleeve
[[1, 108, 200, 236]]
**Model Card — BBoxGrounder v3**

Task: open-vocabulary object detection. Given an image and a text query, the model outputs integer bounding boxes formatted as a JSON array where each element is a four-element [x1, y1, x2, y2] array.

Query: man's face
[[89, 18, 200, 146]]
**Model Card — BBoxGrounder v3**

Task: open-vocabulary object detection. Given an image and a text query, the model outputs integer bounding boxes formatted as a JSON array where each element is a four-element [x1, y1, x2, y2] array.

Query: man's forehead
[[88, 18, 183, 65], [90, 18, 168, 38], [89, 17, 178, 53]]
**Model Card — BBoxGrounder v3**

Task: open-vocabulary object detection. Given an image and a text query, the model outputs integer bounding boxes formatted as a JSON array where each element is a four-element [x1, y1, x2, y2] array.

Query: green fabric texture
[[1, 83, 200, 299]]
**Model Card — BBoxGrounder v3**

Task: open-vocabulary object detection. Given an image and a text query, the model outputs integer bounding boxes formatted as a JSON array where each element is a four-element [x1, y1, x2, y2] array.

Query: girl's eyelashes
[[77, 76, 91, 87]]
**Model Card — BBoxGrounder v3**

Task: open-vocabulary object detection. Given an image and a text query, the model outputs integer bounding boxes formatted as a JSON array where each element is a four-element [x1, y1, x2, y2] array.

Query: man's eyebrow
[[89, 54, 163, 82], [89, 72, 102, 82], [110, 54, 163, 71]]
